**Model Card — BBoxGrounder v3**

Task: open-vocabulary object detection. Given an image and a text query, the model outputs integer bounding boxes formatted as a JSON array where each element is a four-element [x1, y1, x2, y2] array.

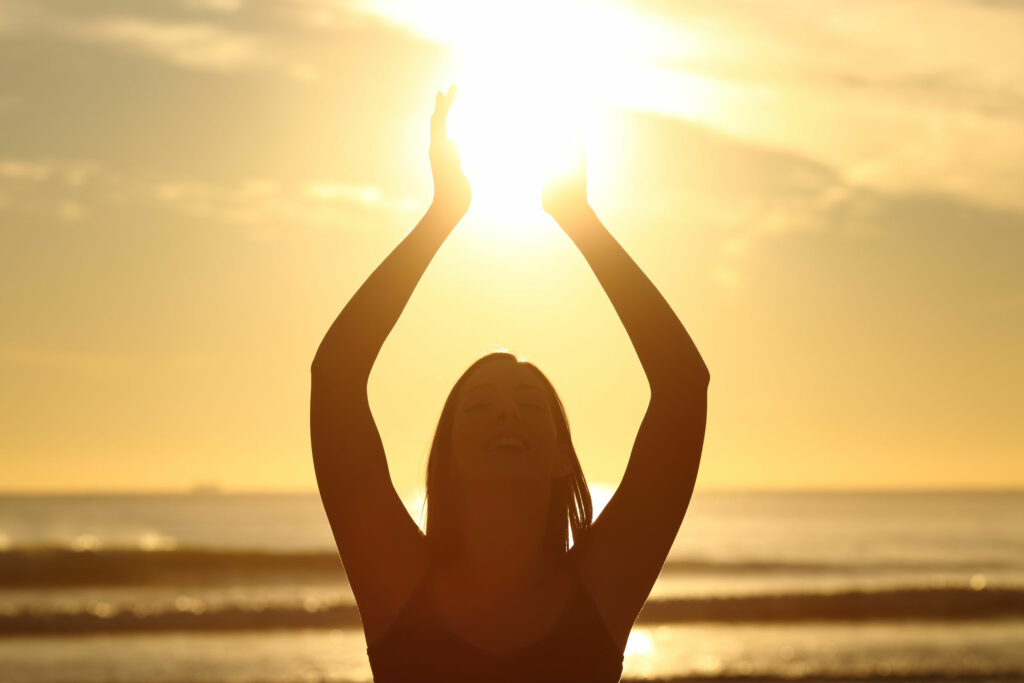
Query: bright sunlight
[[446, 60, 588, 220], [362, 0, 716, 234], [368, 1, 631, 224]]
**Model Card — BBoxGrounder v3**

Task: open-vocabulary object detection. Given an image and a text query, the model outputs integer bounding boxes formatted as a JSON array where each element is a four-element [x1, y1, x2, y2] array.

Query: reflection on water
[[623, 628, 657, 680], [3, 622, 1024, 682], [623, 628, 653, 657]]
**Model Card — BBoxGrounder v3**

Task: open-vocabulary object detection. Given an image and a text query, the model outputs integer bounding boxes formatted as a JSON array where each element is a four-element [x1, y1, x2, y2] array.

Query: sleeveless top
[[366, 556, 625, 683]]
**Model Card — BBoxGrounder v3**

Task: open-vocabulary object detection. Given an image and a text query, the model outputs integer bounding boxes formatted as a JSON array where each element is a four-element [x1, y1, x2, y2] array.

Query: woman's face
[[450, 362, 570, 483]]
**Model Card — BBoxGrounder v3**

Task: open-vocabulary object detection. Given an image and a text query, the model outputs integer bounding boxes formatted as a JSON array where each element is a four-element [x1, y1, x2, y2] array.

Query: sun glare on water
[[624, 628, 654, 657]]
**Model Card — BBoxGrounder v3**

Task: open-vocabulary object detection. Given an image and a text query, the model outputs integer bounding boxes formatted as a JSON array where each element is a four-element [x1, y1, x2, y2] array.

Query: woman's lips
[[485, 435, 529, 451]]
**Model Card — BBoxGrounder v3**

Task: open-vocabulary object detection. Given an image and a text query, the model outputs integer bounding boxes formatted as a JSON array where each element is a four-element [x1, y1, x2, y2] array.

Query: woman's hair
[[422, 352, 593, 563]]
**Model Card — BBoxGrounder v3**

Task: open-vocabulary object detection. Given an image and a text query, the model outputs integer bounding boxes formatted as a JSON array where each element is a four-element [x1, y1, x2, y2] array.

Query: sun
[[365, 1, 717, 229], [366, 1, 648, 238], [446, 62, 588, 223], [363, 1, 681, 234], [436, 9, 608, 232]]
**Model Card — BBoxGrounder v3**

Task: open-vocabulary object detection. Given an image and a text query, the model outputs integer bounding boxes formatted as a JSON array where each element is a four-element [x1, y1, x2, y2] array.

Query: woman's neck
[[451, 482, 557, 595]]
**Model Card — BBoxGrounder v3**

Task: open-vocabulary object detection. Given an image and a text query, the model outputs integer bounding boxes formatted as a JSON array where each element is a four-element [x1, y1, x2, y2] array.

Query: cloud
[[0, 2, 348, 80], [352, 0, 1024, 212], [607, 109, 1009, 297], [0, 158, 105, 224], [0, 158, 104, 222], [0, 156, 422, 237], [48, 10, 328, 81], [0, 160, 52, 181], [304, 182, 381, 204], [72, 16, 261, 73], [0, 158, 100, 185], [151, 177, 419, 231], [183, 0, 245, 13]]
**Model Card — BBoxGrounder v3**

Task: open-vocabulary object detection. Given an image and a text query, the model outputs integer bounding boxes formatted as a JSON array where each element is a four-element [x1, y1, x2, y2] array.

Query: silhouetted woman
[[310, 85, 710, 683]]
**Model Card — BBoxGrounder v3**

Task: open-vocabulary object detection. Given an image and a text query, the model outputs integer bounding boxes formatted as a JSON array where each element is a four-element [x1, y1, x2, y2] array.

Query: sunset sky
[[1, 0, 1022, 497]]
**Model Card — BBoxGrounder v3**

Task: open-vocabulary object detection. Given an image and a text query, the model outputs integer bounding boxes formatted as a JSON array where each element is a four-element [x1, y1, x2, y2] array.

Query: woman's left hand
[[429, 85, 471, 224]]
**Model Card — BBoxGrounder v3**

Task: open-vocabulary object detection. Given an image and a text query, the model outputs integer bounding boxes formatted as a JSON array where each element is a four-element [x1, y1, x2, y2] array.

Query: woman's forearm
[[561, 208, 709, 395], [311, 205, 457, 384]]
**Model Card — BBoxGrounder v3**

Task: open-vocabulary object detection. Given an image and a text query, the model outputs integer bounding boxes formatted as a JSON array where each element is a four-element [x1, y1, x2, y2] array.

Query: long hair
[[422, 352, 592, 564]]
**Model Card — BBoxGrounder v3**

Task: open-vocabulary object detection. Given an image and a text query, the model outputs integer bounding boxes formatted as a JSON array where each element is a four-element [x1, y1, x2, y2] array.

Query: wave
[[661, 557, 1020, 574], [2, 547, 1019, 588], [3, 587, 1024, 636], [0, 547, 346, 587], [635, 586, 1024, 623]]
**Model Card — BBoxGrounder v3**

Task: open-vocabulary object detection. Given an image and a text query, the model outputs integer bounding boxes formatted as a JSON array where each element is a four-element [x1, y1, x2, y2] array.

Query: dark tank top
[[366, 556, 624, 683]]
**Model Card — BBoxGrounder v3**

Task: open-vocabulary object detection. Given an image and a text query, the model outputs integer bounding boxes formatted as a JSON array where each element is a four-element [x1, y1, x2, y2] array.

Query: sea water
[[1, 491, 1022, 682]]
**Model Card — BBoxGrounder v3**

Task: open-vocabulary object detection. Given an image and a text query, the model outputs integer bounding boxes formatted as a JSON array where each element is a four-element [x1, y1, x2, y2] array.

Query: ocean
[[0, 491, 1021, 682]]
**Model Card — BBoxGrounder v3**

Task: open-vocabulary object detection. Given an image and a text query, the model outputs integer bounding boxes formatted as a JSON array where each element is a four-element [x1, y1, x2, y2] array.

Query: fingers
[[430, 84, 457, 146], [439, 84, 457, 115], [430, 93, 446, 146]]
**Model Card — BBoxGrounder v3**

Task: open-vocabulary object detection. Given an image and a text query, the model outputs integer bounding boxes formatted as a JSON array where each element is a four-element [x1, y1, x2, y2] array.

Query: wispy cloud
[[0, 155, 421, 238], [71, 16, 261, 73], [0, 160, 52, 181], [639, 0, 1024, 212], [6, 3, 323, 80], [352, 0, 1024, 212], [7, 0, 1022, 219], [182, 0, 245, 13], [151, 176, 419, 232], [303, 182, 381, 204], [0, 158, 100, 185]]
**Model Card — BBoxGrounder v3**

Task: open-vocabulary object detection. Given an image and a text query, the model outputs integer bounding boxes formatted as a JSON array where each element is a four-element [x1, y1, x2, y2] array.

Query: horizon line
[[1, 486, 1023, 496]]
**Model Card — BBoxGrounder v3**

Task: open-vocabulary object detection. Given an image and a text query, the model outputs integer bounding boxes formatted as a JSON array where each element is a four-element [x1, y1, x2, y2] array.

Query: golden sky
[[1, 0, 1022, 494]]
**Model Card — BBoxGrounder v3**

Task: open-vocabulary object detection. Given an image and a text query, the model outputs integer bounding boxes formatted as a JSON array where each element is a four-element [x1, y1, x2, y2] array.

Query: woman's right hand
[[541, 127, 591, 228], [429, 85, 471, 224]]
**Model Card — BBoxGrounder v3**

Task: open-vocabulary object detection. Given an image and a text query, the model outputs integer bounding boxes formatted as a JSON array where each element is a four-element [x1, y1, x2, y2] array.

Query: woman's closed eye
[[465, 401, 543, 412]]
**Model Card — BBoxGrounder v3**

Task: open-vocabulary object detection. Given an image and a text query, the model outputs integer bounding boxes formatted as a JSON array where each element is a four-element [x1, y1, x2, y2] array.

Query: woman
[[310, 85, 710, 683]]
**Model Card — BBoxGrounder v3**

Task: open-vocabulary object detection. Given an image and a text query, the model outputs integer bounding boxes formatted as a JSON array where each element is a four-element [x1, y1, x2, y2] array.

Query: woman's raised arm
[[309, 86, 469, 641], [541, 136, 709, 393], [311, 85, 470, 383], [542, 134, 709, 650], [311, 86, 469, 482]]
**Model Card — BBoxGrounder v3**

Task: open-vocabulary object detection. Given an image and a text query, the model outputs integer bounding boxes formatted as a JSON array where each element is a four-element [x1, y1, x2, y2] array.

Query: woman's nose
[[495, 398, 520, 421]]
